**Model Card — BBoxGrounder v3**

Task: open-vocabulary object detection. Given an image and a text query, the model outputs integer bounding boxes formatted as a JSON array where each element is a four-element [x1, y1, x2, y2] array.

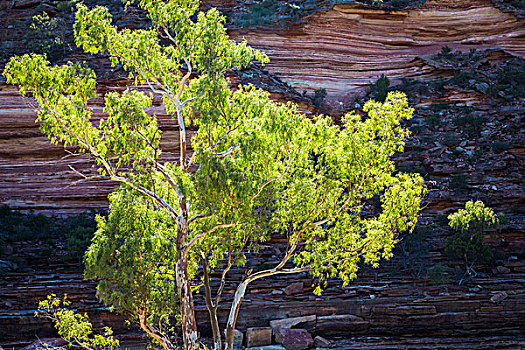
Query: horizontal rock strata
[[0, 0, 524, 348]]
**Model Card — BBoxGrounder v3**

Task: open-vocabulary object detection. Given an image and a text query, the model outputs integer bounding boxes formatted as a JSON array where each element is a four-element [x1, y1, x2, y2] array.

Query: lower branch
[[138, 311, 174, 350]]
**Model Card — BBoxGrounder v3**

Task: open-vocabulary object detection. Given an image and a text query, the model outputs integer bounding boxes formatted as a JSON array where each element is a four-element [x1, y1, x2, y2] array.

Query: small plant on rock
[[445, 200, 502, 284], [25, 12, 68, 62], [370, 74, 390, 102], [312, 88, 327, 107]]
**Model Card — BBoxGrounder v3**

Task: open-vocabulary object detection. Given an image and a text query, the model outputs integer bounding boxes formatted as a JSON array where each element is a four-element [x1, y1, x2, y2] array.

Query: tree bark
[[176, 209, 200, 350], [202, 255, 222, 350], [139, 311, 175, 350], [176, 255, 200, 350], [224, 280, 248, 350]]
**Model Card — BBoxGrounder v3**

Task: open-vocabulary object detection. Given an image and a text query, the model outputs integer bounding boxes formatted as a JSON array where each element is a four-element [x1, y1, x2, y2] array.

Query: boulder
[[490, 291, 508, 303], [274, 328, 313, 350], [495, 266, 511, 274], [246, 327, 272, 348], [284, 282, 304, 295], [315, 314, 368, 336], [313, 336, 332, 348], [270, 315, 316, 331]]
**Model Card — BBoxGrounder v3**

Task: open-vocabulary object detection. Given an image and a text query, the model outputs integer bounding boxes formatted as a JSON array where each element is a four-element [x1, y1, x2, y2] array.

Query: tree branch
[[182, 222, 260, 256]]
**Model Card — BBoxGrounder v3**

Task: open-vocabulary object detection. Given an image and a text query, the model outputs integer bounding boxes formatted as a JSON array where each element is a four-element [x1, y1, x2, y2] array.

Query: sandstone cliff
[[0, 0, 524, 348]]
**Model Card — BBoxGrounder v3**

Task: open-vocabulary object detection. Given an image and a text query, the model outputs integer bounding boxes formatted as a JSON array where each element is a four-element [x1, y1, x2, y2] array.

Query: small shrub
[[312, 88, 327, 107], [490, 141, 511, 153], [448, 72, 473, 89], [56, 0, 79, 13], [395, 225, 430, 278], [236, 0, 303, 27], [443, 133, 460, 147], [424, 113, 440, 127], [445, 201, 503, 282], [436, 46, 453, 59], [36, 294, 119, 350], [452, 114, 486, 136], [371, 74, 390, 102], [430, 100, 448, 111]]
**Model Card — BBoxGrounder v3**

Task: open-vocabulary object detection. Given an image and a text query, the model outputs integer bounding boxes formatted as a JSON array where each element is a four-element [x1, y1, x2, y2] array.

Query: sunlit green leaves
[[36, 294, 119, 350], [84, 187, 179, 328]]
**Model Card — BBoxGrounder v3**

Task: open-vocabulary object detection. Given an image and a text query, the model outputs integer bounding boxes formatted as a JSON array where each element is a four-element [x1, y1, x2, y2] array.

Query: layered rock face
[[1, 0, 524, 348], [228, 0, 525, 101]]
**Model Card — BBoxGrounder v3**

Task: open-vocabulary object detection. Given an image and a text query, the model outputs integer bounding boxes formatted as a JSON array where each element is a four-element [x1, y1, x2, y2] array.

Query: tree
[[445, 200, 502, 283], [4, 0, 426, 349]]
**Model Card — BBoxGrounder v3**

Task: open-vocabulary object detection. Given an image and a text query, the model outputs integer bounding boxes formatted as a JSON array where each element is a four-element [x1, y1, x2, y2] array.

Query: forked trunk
[[138, 311, 175, 350]]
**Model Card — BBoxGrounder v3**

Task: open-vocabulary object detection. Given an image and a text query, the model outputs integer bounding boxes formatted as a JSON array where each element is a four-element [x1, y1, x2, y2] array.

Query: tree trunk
[[139, 311, 175, 350], [202, 254, 222, 350], [224, 280, 248, 350], [209, 305, 221, 350], [224, 266, 308, 350], [176, 255, 200, 350], [176, 210, 200, 350]]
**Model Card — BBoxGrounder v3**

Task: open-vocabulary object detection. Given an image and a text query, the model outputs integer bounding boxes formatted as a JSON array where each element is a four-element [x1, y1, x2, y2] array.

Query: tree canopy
[[4, 0, 426, 349]]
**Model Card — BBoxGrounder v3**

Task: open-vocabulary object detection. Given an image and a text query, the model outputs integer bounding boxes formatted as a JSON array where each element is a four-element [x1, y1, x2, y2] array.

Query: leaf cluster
[[84, 188, 179, 330], [36, 294, 119, 350], [445, 200, 502, 267]]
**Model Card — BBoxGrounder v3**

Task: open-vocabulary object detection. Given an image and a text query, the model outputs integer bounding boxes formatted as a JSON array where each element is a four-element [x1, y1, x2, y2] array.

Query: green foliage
[[236, 0, 303, 27], [445, 201, 502, 270], [25, 12, 67, 62], [370, 74, 390, 102], [359, 0, 425, 10], [437, 46, 453, 59], [489, 57, 525, 99], [36, 294, 119, 350], [84, 189, 179, 333], [449, 175, 468, 190], [0, 205, 99, 256], [424, 113, 440, 128], [442, 132, 459, 147], [395, 225, 430, 278], [59, 210, 103, 256], [0, 205, 55, 242], [57, 0, 81, 13], [449, 72, 473, 89], [490, 141, 511, 153], [4, 0, 426, 347]]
